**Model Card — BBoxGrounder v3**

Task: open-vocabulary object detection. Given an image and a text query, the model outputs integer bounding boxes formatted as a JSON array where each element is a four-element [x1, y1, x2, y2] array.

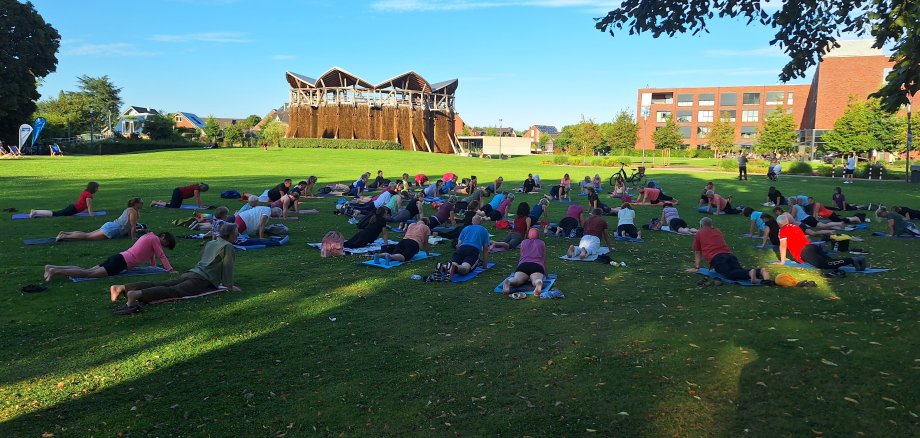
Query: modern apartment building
[[635, 40, 895, 150]]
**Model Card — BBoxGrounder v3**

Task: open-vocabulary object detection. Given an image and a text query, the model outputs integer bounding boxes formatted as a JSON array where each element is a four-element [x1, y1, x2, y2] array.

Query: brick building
[[636, 40, 895, 150]]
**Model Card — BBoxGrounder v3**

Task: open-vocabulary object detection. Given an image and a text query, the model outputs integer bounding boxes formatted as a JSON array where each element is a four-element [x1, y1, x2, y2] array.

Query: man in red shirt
[[690, 217, 771, 284], [777, 214, 866, 275], [567, 208, 614, 259]]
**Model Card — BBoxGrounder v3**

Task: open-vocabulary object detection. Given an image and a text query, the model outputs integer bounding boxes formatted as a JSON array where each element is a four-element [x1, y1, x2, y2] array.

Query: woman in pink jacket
[[43, 232, 176, 282]]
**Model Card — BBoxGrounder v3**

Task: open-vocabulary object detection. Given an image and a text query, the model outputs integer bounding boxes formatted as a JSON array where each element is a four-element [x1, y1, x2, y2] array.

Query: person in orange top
[[30, 181, 100, 217], [374, 219, 432, 264], [689, 217, 771, 284], [777, 214, 867, 274]]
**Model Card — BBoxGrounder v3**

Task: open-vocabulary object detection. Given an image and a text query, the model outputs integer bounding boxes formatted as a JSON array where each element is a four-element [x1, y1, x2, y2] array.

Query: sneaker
[[849, 248, 869, 255]]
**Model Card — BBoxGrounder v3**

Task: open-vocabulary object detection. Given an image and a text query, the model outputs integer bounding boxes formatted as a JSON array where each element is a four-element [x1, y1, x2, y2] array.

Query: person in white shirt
[[844, 154, 856, 183], [616, 202, 640, 239]]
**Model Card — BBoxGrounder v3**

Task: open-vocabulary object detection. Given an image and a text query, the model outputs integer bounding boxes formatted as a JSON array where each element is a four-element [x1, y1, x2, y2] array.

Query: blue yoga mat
[[697, 207, 725, 215], [233, 235, 289, 251], [70, 266, 169, 282], [13, 211, 108, 220], [493, 274, 557, 294], [24, 237, 57, 245], [451, 262, 496, 283], [770, 260, 887, 273], [154, 204, 212, 210], [614, 236, 644, 243], [360, 252, 440, 269], [696, 268, 763, 286], [424, 197, 444, 203], [872, 231, 920, 238]]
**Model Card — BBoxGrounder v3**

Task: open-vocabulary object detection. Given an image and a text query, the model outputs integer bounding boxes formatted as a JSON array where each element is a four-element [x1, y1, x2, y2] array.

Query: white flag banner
[[18, 124, 33, 149]]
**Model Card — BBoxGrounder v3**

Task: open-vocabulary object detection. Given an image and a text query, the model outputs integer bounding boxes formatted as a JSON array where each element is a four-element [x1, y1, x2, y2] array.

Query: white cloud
[[703, 47, 785, 58], [65, 43, 156, 57], [371, 0, 619, 12], [151, 32, 250, 43], [271, 55, 298, 61]]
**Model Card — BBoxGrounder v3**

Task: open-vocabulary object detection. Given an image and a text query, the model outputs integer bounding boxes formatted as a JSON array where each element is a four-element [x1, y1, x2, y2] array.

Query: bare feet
[[43, 265, 53, 282], [110, 285, 126, 303], [579, 249, 588, 260], [55, 232, 65, 242], [29, 210, 38, 218], [533, 279, 543, 296], [567, 245, 575, 258], [502, 279, 511, 295]]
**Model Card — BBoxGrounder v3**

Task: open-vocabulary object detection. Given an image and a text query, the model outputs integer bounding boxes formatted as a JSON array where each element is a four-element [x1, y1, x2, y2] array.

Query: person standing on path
[[738, 153, 748, 181], [844, 153, 856, 184]]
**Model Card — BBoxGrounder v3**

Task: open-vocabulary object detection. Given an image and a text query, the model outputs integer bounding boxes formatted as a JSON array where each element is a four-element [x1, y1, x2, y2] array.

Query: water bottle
[[410, 274, 422, 281]]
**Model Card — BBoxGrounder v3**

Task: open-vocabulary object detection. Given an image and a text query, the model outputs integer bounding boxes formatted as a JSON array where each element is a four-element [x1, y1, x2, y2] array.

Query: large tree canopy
[[595, 0, 918, 112], [0, 0, 60, 144]]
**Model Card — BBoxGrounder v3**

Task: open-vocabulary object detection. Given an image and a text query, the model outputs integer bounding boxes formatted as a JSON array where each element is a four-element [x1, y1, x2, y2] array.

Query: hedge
[[279, 138, 402, 150], [603, 148, 716, 159], [542, 156, 633, 167], [66, 140, 204, 155]]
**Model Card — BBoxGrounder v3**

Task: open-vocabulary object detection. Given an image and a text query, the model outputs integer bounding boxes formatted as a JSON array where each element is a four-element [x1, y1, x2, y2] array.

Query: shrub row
[[542, 156, 633, 167], [603, 148, 716, 159], [719, 159, 905, 180], [278, 138, 402, 150]]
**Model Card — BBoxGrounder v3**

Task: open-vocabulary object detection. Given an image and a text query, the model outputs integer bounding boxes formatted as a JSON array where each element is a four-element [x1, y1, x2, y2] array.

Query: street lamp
[[498, 118, 503, 159]]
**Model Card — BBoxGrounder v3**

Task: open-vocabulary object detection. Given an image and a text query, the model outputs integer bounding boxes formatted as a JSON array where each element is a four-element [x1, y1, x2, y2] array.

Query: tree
[[239, 114, 262, 130], [599, 109, 639, 152], [142, 113, 176, 140], [755, 108, 798, 154], [652, 115, 683, 150], [823, 98, 900, 154], [0, 1, 61, 144], [77, 75, 122, 131], [482, 127, 499, 137], [707, 115, 736, 153], [460, 124, 472, 136], [224, 123, 243, 146], [895, 112, 916, 154], [595, 1, 919, 112], [203, 116, 222, 142], [34, 90, 92, 138], [261, 121, 287, 147]]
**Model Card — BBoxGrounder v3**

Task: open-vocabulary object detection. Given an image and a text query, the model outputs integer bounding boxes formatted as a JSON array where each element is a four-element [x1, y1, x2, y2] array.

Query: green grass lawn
[[1, 149, 918, 437]]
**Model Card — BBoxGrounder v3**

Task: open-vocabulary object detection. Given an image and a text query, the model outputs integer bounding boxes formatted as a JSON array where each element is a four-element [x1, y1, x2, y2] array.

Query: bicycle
[[609, 163, 646, 189]]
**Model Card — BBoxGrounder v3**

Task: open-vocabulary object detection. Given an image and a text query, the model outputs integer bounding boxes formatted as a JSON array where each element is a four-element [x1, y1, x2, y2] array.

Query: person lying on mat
[[270, 192, 300, 220], [237, 196, 259, 216], [424, 180, 443, 198], [389, 192, 424, 228], [354, 182, 397, 214], [30, 181, 99, 218], [192, 206, 230, 236], [593, 174, 602, 190], [636, 186, 677, 205], [771, 208, 837, 238], [45, 232, 176, 282], [777, 214, 868, 274], [616, 203, 641, 239], [743, 207, 766, 236], [567, 208, 614, 259], [809, 197, 864, 224], [368, 170, 390, 189], [892, 206, 920, 220], [787, 198, 844, 229], [553, 202, 584, 236], [234, 206, 282, 239], [697, 181, 715, 208], [447, 215, 490, 276], [457, 187, 488, 211], [480, 191, 507, 221], [428, 195, 457, 229], [610, 178, 627, 198], [267, 179, 292, 202], [758, 213, 781, 249], [766, 186, 786, 207], [490, 202, 532, 252], [487, 192, 513, 221], [689, 217, 773, 284], [110, 223, 240, 314], [661, 202, 697, 235], [415, 173, 429, 188], [150, 183, 209, 209], [530, 198, 550, 225], [442, 175, 459, 194], [877, 208, 920, 237], [705, 190, 738, 214], [502, 228, 547, 295], [349, 173, 369, 197], [437, 200, 483, 242], [587, 187, 620, 216], [345, 207, 390, 249], [57, 198, 143, 242], [374, 218, 431, 264], [486, 176, 504, 194]]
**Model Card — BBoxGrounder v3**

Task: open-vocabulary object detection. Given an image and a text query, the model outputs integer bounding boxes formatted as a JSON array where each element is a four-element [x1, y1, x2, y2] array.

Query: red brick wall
[[635, 85, 810, 149], [813, 56, 894, 130]]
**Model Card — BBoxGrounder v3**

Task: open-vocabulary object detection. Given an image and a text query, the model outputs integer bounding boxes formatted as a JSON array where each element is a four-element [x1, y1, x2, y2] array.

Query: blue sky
[[33, 0, 808, 130]]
